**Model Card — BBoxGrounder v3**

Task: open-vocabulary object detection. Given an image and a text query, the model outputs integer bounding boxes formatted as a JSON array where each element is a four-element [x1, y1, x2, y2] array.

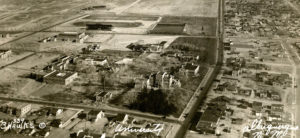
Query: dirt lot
[[88, 34, 178, 51], [0, 0, 138, 32], [151, 16, 217, 36], [125, 0, 219, 17]]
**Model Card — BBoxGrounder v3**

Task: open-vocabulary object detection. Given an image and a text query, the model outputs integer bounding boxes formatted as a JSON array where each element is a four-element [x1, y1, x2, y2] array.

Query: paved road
[[281, 40, 300, 138], [0, 96, 181, 125], [179, 0, 224, 137]]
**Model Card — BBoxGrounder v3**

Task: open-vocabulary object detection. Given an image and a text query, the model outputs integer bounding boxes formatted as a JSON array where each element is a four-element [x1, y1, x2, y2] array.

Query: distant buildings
[[196, 97, 228, 134], [43, 70, 78, 85], [57, 32, 88, 43], [0, 49, 12, 59]]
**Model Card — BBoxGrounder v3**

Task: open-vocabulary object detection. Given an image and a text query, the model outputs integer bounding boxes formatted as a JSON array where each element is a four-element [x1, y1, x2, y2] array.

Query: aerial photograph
[[0, 0, 299, 138]]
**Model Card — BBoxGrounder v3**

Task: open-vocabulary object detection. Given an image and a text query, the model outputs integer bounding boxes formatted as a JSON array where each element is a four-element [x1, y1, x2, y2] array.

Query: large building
[[3, 102, 31, 117], [43, 70, 78, 85]]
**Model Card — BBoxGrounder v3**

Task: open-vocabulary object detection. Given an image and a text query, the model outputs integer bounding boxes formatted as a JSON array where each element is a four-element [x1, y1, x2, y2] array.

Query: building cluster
[[31, 55, 78, 85], [196, 96, 231, 134], [39, 32, 89, 43], [81, 44, 101, 54], [143, 72, 181, 89], [225, 0, 300, 37], [255, 72, 292, 88], [69, 111, 166, 138], [58, 32, 89, 43], [243, 102, 289, 137], [126, 41, 166, 53], [254, 89, 281, 101]]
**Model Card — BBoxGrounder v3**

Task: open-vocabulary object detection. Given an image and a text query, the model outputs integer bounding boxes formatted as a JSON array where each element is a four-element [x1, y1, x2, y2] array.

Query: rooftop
[[6, 102, 30, 109], [44, 70, 77, 79]]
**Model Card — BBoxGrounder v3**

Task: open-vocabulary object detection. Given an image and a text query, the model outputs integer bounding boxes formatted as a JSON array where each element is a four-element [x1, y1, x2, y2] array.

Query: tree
[[128, 88, 177, 115]]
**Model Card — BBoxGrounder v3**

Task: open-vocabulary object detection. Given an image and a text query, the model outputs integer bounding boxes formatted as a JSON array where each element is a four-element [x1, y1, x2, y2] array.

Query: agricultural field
[[124, 0, 219, 17]]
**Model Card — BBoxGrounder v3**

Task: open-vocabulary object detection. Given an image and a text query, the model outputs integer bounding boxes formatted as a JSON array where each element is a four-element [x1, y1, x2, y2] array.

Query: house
[[43, 70, 78, 85], [231, 118, 243, 125], [179, 63, 200, 76], [95, 91, 112, 102], [237, 88, 252, 96], [46, 107, 63, 116], [270, 92, 281, 101], [4, 102, 31, 117], [252, 101, 263, 117], [57, 32, 88, 43], [87, 110, 105, 122], [268, 114, 281, 121], [0, 50, 12, 59], [271, 104, 284, 112]]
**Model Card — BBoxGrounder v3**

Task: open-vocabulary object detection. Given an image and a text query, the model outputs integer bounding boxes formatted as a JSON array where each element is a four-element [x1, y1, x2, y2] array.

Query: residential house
[[179, 63, 200, 77], [252, 101, 263, 117], [95, 91, 113, 102], [87, 110, 105, 122]]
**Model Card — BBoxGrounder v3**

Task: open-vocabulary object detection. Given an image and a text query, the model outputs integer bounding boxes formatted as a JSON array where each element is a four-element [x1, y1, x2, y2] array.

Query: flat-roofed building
[[43, 70, 78, 85], [4, 102, 31, 117]]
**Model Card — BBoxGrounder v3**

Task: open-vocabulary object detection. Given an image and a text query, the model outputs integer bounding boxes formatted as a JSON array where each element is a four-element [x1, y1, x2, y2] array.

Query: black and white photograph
[[0, 0, 299, 138]]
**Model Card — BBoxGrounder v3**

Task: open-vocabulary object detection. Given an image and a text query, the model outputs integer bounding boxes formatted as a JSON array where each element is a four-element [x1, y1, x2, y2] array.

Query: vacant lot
[[125, 0, 219, 17], [88, 34, 178, 51]]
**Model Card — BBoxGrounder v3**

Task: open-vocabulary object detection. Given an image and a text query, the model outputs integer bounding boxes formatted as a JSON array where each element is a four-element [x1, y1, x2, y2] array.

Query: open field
[[124, 0, 219, 17], [9, 53, 61, 70], [151, 16, 217, 36], [96, 34, 178, 51], [0, 0, 138, 32], [52, 14, 159, 34]]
